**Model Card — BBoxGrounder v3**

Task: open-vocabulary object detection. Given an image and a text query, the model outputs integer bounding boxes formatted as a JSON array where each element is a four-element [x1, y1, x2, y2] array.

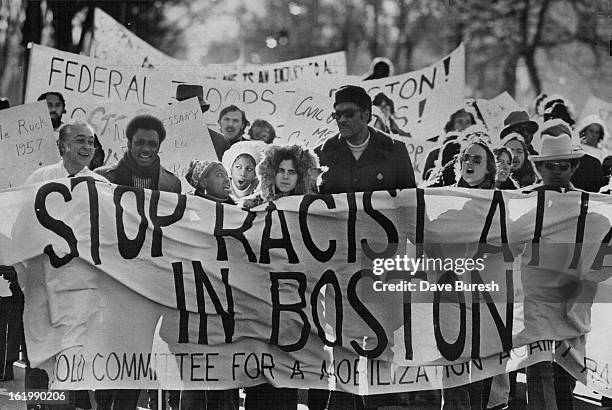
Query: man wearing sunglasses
[[310, 85, 415, 410], [528, 132, 583, 192], [315, 85, 416, 195], [521, 133, 586, 409]]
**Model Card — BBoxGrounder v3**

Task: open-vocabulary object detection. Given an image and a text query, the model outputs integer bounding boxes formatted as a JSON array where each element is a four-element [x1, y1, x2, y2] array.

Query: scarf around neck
[[115, 151, 161, 189], [456, 177, 494, 189]]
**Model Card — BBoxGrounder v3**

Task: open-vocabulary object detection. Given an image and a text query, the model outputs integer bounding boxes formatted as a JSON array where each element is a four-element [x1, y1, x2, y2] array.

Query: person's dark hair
[[372, 93, 395, 114], [0, 97, 10, 110], [37, 92, 66, 110], [493, 146, 512, 161], [248, 119, 276, 143], [534, 93, 548, 116], [579, 123, 604, 142], [364, 58, 393, 80], [218, 105, 250, 132], [455, 133, 496, 187], [125, 114, 166, 144], [505, 136, 537, 187], [544, 102, 575, 127], [444, 109, 476, 133], [89, 135, 105, 170]]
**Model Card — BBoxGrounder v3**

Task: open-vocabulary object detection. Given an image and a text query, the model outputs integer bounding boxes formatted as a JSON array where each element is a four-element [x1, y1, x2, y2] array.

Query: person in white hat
[[520, 133, 585, 409], [526, 133, 584, 192]]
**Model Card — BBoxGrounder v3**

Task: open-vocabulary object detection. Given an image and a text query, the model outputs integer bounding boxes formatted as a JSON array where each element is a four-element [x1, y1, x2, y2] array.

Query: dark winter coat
[[315, 126, 416, 194]]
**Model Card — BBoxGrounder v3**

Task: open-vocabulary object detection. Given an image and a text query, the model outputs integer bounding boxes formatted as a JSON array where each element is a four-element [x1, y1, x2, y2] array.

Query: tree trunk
[[23, 0, 42, 46], [369, 0, 379, 57], [523, 50, 541, 95], [0, 0, 24, 103], [502, 55, 518, 97], [392, 0, 408, 71], [340, 0, 354, 52]]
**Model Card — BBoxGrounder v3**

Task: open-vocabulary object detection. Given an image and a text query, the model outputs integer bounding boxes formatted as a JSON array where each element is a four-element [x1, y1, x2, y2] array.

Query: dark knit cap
[[334, 85, 372, 110]]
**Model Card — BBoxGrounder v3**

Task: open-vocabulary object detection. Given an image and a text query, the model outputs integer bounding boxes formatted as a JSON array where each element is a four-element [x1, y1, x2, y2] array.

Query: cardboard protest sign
[[476, 92, 521, 141], [91, 8, 346, 85], [0, 101, 59, 188], [3, 182, 611, 398], [222, 52, 347, 84], [277, 89, 337, 148], [280, 46, 465, 177], [179, 80, 297, 132], [24, 44, 212, 118], [90, 8, 203, 69], [71, 98, 216, 179]]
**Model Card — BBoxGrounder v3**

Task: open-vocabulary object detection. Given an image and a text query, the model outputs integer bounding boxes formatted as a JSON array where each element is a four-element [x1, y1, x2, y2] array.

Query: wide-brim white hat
[[529, 134, 584, 162]]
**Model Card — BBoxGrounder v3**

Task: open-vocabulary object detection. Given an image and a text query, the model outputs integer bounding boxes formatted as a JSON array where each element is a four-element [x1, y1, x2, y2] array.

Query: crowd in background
[[0, 56, 611, 410]]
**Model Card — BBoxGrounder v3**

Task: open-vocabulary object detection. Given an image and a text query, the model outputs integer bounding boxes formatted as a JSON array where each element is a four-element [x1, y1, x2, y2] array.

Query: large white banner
[[178, 80, 298, 132], [90, 8, 346, 85], [222, 52, 347, 84], [70, 98, 216, 179], [280, 45, 466, 178], [2, 182, 611, 397], [90, 8, 197, 69], [0, 101, 59, 189], [24, 44, 211, 117]]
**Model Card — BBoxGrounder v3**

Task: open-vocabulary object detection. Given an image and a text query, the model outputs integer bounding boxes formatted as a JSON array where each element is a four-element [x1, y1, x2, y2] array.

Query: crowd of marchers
[[0, 72, 610, 410]]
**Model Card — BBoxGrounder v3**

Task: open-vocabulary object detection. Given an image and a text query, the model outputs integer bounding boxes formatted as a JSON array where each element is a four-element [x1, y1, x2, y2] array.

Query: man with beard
[[218, 105, 249, 146], [499, 110, 539, 155], [37, 92, 66, 131]]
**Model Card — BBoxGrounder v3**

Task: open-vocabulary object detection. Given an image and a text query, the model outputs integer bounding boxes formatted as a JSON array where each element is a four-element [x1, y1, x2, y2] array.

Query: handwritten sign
[[25, 44, 212, 117], [0, 101, 59, 188], [71, 98, 216, 181], [476, 92, 521, 142], [90, 8, 205, 69], [3, 183, 612, 398], [179, 80, 297, 132], [90, 7, 346, 85], [279, 45, 466, 178], [222, 52, 347, 84]]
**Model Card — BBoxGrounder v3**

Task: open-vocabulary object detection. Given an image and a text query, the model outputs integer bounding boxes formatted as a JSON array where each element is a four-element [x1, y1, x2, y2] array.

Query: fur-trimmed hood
[[256, 144, 321, 202]]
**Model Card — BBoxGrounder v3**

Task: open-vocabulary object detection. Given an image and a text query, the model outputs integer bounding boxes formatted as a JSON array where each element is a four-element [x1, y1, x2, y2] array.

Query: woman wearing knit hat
[[184, 159, 234, 204], [221, 140, 267, 202], [179, 159, 239, 410]]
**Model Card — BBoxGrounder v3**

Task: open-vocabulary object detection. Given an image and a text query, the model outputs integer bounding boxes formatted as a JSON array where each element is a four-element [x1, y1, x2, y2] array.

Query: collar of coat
[[317, 126, 398, 161]]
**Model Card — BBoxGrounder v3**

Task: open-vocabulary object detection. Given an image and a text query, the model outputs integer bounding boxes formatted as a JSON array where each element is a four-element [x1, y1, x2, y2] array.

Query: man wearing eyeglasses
[[520, 133, 587, 409], [315, 85, 416, 195], [310, 85, 416, 410]]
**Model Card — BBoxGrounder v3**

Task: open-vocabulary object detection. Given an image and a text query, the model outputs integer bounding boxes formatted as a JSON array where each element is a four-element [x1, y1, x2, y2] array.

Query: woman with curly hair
[[241, 144, 320, 410], [240, 144, 320, 210], [501, 132, 538, 188]]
